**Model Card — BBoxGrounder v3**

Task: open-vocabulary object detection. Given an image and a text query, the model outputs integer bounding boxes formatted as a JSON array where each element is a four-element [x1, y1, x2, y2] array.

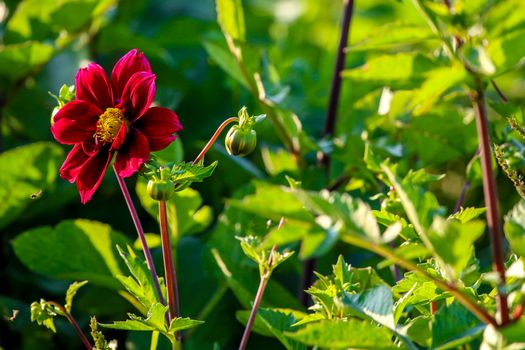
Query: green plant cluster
[[2, 0, 525, 349]]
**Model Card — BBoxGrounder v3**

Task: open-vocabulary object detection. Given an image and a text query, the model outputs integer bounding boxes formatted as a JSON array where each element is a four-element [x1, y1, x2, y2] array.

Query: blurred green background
[[1, 0, 525, 348]]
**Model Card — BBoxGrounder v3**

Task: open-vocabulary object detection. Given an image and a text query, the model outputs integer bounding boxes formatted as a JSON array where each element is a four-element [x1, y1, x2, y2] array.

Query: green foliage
[[504, 200, 525, 257], [286, 319, 396, 349], [12, 220, 129, 289], [0, 142, 63, 230], [4, 0, 525, 348]]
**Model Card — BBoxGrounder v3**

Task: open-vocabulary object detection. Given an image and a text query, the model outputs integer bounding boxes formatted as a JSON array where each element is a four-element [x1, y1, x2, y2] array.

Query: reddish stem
[[471, 78, 509, 325], [239, 246, 277, 350], [192, 117, 239, 165], [48, 301, 92, 350], [159, 201, 181, 324], [430, 301, 438, 315], [113, 166, 165, 306]]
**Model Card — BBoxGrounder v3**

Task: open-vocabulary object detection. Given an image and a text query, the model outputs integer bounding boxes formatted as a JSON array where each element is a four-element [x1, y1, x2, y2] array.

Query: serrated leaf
[[428, 217, 485, 280], [116, 246, 161, 309], [101, 303, 168, 333], [171, 161, 218, 185], [65, 281, 88, 313], [343, 285, 395, 329], [432, 302, 484, 349], [168, 317, 204, 334], [449, 207, 486, 223]]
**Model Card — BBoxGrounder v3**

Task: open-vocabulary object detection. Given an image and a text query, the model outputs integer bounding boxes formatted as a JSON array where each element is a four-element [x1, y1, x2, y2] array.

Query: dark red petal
[[135, 107, 183, 151], [111, 49, 152, 99], [59, 144, 90, 183], [76, 149, 112, 204], [110, 123, 127, 151], [51, 101, 101, 144], [121, 72, 156, 122], [114, 129, 150, 178], [75, 63, 113, 110], [82, 138, 99, 155]]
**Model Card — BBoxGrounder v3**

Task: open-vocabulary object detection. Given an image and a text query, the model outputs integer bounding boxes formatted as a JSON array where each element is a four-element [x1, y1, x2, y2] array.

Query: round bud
[[147, 179, 175, 201], [225, 125, 257, 157]]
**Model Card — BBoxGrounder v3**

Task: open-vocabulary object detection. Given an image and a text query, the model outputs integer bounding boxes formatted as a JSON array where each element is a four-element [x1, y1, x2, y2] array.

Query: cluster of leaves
[[2, 0, 525, 349]]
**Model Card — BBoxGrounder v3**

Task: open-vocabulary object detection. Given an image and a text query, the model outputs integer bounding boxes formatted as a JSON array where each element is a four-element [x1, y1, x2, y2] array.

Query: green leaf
[[64, 281, 88, 313], [432, 302, 484, 349], [343, 285, 394, 329], [350, 22, 434, 52], [216, 0, 245, 41], [101, 303, 168, 333], [449, 207, 486, 223], [168, 317, 204, 334], [489, 29, 525, 74], [170, 161, 218, 186], [256, 309, 306, 350], [12, 220, 129, 289], [0, 42, 54, 83], [296, 190, 381, 243], [504, 200, 525, 257], [342, 53, 434, 88], [116, 246, 161, 310], [203, 38, 249, 88], [462, 45, 496, 76], [285, 319, 396, 349], [30, 299, 57, 333], [228, 182, 314, 223], [0, 142, 63, 230], [410, 65, 467, 115], [428, 217, 485, 280]]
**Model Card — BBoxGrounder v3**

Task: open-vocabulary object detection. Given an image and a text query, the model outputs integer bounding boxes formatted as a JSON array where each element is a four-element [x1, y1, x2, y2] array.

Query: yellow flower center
[[96, 108, 129, 143]]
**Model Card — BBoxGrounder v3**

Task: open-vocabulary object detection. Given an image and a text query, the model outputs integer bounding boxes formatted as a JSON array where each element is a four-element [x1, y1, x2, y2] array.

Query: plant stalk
[[159, 201, 181, 325], [300, 0, 355, 307], [322, 0, 354, 143], [113, 166, 165, 306], [238, 275, 270, 350], [48, 301, 92, 350], [470, 78, 509, 325], [192, 117, 239, 165]]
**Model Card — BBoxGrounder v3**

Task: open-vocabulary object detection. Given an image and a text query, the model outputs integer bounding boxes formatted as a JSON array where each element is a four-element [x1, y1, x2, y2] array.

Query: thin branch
[[113, 167, 165, 306], [192, 117, 238, 165], [47, 301, 92, 350], [491, 80, 509, 103], [470, 79, 509, 325]]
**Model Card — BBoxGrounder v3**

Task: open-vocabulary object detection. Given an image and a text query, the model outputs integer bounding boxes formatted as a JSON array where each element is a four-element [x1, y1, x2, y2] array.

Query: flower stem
[[192, 117, 239, 165], [470, 78, 509, 325], [47, 301, 92, 350], [113, 166, 165, 306], [159, 200, 181, 324], [238, 274, 270, 350]]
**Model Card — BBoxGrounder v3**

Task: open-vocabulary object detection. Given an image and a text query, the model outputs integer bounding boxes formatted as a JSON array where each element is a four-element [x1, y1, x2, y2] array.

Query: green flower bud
[[225, 125, 257, 157], [147, 179, 175, 201]]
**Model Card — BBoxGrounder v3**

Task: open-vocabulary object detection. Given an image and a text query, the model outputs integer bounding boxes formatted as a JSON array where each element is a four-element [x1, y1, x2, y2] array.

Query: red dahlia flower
[[51, 49, 182, 204]]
